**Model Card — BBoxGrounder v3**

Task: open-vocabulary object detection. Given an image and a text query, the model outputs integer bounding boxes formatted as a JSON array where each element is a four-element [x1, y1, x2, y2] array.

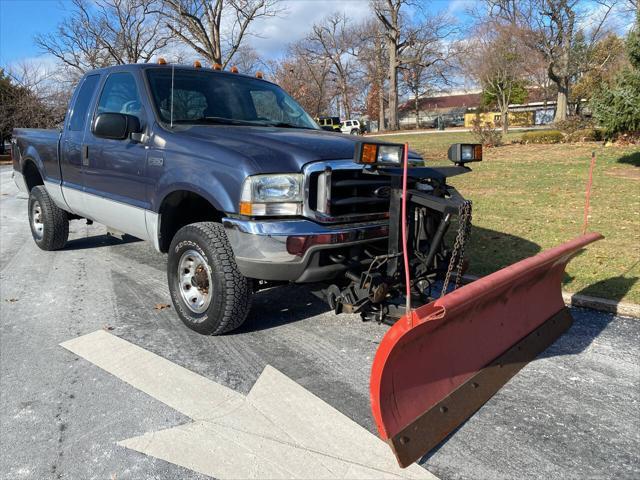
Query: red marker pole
[[401, 143, 413, 327], [582, 151, 596, 235]]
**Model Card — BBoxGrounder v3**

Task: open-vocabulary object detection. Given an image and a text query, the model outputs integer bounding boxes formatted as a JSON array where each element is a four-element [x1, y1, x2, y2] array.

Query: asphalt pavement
[[1, 165, 638, 480]]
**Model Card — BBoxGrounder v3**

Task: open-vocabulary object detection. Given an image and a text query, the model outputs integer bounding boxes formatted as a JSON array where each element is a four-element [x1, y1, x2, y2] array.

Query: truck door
[[79, 71, 151, 239], [60, 74, 100, 193], [83, 71, 149, 209]]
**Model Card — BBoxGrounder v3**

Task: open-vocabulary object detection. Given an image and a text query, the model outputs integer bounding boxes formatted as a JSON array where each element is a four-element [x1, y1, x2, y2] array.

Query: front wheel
[[167, 222, 251, 335], [28, 186, 69, 251], [350, 129, 360, 135]]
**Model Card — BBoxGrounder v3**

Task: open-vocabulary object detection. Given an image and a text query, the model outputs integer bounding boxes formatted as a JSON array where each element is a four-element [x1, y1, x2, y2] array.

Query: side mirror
[[93, 112, 141, 140]]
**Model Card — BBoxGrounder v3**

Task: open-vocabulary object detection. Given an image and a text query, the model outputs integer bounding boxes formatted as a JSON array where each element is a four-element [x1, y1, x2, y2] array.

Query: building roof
[[400, 93, 483, 112]]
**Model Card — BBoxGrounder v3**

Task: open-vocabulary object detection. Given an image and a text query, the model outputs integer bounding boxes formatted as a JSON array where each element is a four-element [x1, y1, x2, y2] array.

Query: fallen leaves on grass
[[154, 303, 171, 311]]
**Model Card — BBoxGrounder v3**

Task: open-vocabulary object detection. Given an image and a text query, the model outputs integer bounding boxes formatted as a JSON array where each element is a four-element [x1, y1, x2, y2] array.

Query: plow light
[[448, 143, 482, 165], [354, 142, 405, 166]]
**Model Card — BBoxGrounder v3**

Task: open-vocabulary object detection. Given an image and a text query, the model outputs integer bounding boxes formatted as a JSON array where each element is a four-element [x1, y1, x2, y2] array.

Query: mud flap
[[370, 233, 603, 467]]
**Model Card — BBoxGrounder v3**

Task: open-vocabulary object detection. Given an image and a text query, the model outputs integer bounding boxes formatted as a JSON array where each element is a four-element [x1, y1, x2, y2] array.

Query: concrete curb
[[461, 274, 640, 319], [561, 291, 640, 318]]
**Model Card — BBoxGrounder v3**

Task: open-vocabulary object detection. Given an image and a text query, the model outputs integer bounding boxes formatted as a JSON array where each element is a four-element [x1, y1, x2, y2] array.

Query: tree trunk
[[387, 38, 399, 131], [342, 79, 351, 119], [554, 78, 569, 122], [414, 94, 420, 129], [378, 82, 385, 131], [502, 109, 509, 134]]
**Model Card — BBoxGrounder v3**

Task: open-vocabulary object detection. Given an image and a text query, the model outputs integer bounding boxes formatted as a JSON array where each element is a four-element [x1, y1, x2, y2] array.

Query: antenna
[[170, 63, 175, 128]]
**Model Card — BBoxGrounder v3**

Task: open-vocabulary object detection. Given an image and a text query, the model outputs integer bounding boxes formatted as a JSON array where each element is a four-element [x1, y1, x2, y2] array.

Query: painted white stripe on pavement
[[246, 365, 432, 479], [62, 331, 437, 479], [61, 330, 245, 421]]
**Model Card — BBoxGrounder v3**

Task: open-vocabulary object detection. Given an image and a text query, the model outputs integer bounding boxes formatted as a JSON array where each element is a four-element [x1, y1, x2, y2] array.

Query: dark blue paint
[[13, 63, 422, 215]]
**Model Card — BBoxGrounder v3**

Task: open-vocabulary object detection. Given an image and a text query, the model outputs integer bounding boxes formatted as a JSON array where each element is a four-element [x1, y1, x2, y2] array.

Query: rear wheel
[[167, 222, 251, 335], [350, 129, 359, 135], [28, 186, 69, 251]]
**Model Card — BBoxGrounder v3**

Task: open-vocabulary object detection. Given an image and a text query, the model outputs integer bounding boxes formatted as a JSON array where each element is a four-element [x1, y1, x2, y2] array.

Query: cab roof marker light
[[230, 66, 239, 73], [158, 57, 167, 65], [213, 63, 222, 71], [256, 71, 264, 79], [193, 60, 202, 68]]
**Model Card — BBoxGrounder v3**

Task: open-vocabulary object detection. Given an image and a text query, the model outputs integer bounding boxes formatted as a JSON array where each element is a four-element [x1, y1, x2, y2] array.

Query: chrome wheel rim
[[31, 200, 44, 240], [178, 249, 213, 314]]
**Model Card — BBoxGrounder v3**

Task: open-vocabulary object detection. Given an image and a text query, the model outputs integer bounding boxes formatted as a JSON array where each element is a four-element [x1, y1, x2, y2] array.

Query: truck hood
[[173, 125, 422, 173]]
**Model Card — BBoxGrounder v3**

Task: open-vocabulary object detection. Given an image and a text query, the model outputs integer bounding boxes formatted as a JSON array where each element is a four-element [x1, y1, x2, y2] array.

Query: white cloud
[[247, 0, 373, 60]]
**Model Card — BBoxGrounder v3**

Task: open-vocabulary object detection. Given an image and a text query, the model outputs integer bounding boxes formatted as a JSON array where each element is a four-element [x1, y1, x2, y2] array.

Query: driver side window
[[97, 72, 144, 122]]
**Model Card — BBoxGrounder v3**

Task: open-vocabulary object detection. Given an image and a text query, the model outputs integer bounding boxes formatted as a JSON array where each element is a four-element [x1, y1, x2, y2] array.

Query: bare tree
[[371, 0, 410, 131], [268, 41, 333, 117], [305, 13, 361, 119], [400, 16, 459, 129], [467, 24, 529, 133], [35, 0, 172, 75], [233, 45, 265, 74], [160, 0, 283, 68], [4, 60, 71, 122], [358, 19, 388, 130], [485, 0, 617, 121], [0, 64, 65, 152]]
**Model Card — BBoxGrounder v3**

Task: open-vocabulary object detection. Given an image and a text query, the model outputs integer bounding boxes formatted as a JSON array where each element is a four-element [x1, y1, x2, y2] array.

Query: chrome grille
[[303, 160, 391, 223]]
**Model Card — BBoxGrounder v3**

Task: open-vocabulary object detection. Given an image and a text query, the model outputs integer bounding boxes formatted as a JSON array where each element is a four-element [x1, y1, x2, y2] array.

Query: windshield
[[146, 68, 319, 130]]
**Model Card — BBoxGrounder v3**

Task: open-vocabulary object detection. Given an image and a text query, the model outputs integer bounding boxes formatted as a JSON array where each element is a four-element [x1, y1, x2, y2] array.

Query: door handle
[[82, 145, 89, 166]]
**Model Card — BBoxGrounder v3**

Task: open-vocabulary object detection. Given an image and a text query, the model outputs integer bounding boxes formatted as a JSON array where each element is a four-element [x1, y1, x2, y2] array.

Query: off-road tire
[[28, 185, 69, 251], [167, 222, 251, 335]]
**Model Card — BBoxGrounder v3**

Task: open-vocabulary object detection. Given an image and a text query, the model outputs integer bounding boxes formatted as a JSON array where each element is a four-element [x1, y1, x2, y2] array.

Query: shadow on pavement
[[238, 284, 332, 334], [64, 233, 142, 250]]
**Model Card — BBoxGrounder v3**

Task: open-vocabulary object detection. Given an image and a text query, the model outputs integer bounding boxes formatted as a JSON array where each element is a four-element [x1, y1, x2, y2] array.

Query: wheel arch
[[22, 158, 44, 192], [157, 189, 223, 253]]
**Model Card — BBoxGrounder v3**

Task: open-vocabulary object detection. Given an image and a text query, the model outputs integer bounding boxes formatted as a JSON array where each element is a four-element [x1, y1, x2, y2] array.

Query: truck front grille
[[305, 161, 392, 223]]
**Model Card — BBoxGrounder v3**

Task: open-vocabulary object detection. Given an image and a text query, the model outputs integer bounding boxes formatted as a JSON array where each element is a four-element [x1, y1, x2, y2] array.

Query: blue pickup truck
[[12, 62, 472, 335]]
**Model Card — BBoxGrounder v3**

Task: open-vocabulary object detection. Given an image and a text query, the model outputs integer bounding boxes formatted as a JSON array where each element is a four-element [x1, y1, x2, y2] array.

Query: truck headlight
[[239, 174, 303, 216]]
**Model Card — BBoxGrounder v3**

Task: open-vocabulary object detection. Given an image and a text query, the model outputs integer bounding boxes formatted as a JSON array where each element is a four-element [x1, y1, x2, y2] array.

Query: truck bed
[[12, 128, 60, 180]]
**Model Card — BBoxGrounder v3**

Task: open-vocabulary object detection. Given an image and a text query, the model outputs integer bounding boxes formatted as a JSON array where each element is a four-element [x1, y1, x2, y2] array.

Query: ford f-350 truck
[[11, 62, 472, 335], [13, 63, 606, 467]]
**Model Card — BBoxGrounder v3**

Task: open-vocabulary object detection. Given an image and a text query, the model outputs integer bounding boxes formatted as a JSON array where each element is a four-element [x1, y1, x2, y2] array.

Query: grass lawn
[[371, 130, 640, 304]]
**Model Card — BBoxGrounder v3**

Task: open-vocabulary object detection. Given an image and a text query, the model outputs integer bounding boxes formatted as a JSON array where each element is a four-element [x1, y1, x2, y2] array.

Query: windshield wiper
[[259, 121, 316, 130], [173, 116, 257, 126]]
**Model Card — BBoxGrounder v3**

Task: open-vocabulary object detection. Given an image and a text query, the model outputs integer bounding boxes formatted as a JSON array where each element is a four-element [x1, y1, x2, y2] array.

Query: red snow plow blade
[[370, 232, 603, 467]]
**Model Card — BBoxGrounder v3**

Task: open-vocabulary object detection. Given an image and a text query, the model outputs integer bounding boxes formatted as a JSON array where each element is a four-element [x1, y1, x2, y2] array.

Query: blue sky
[[0, 0, 71, 65], [0, 0, 474, 68], [0, 0, 630, 69]]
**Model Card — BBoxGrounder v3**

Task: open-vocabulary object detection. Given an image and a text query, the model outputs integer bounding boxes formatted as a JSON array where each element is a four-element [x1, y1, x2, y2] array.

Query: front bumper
[[222, 217, 388, 282]]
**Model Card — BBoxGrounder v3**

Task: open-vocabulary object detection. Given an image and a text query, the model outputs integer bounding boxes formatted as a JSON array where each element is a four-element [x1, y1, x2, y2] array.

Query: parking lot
[[0, 164, 638, 479]]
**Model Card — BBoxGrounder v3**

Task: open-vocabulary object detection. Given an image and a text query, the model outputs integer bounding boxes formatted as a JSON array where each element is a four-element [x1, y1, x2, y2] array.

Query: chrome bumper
[[222, 217, 388, 282]]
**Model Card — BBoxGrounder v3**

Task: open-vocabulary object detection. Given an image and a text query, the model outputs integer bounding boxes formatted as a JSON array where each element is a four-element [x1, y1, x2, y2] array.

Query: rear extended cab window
[[68, 75, 100, 131]]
